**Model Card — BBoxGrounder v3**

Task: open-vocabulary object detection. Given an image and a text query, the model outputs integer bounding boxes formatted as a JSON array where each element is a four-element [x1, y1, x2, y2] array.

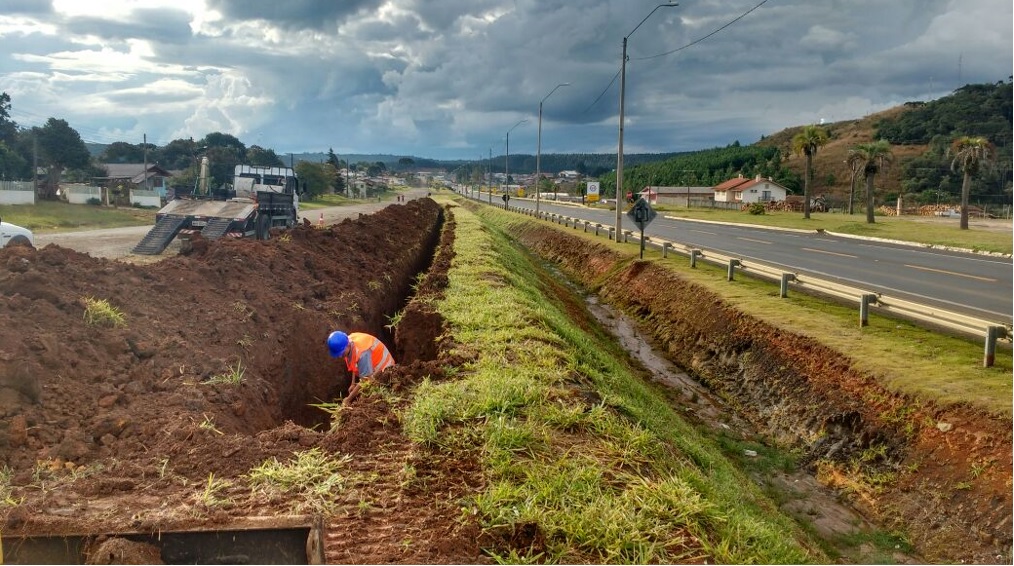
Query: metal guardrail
[[507, 203, 1011, 367]]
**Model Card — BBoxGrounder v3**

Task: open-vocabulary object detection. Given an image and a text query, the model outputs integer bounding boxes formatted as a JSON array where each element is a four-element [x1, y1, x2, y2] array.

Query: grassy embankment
[[397, 201, 825, 563], [0, 201, 155, 232]]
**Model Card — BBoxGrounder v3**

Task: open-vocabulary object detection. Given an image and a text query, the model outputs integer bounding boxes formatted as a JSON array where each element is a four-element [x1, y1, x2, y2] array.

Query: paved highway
[[470, 192, 1012, 324]]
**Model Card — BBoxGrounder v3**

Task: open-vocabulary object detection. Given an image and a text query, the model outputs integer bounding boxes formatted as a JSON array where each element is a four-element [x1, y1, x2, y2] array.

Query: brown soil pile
[[0, 198, 487, 564], [513, 220, 1012, 564]]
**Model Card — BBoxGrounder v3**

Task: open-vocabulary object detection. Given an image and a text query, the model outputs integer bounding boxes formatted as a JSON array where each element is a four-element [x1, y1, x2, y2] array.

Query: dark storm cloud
[[205, 0, 383, 29], [64, 8, 195, 45], [0, 0, 52, 15]]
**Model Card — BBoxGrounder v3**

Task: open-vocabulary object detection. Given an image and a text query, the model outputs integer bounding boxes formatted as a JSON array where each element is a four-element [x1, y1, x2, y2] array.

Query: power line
[[634, 0, 769, 61], [582, 0, 770, 113]]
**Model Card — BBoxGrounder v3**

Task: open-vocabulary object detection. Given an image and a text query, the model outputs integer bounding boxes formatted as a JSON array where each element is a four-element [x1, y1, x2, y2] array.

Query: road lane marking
[[904, 264, 997, 282], [690, 229, 717, 235], [802, 247, 857, 258], [736, 237, 771, 244]]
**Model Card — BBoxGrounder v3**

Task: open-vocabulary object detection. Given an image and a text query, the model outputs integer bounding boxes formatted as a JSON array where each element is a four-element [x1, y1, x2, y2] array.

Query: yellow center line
[[905, 264, 997, 282], [802, 247, 857, 258], [736, 237, 771, 244]]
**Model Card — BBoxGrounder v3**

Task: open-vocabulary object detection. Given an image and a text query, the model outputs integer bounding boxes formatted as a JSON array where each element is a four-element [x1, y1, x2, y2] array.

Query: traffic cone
[[318, 212, 324, 227]]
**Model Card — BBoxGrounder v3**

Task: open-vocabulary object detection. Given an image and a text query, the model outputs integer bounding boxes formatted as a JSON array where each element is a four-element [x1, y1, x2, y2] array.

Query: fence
[[510, 203, 1012, 367], [63, 184, 102, 205], [0, 181, 36, 205], [130, 189, 161, 208]]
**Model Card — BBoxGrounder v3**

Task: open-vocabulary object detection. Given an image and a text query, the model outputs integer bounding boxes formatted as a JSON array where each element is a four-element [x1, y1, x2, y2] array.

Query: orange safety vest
[[344, 332, 395, 378]]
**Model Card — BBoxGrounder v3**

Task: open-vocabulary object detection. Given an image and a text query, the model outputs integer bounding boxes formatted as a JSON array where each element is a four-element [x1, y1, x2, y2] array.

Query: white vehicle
[[0, 216, 34, 248]]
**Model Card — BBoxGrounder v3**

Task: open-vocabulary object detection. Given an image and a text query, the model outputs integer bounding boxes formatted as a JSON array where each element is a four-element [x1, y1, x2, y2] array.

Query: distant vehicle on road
[[0, 216, 34, 248]]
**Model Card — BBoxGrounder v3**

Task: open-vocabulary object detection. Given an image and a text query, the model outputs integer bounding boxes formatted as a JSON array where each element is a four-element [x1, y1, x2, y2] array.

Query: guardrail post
[[583, 221, 589, 233], [662, 242, 671, 259], [690, 249, 700, 268], [623, 230, 631, 243], [860, 294, 877, 327], [984, 326, 1006, 367], [727, 259, 741, 281], [780, 273, 795, 298], [608, 227, 615, 240]]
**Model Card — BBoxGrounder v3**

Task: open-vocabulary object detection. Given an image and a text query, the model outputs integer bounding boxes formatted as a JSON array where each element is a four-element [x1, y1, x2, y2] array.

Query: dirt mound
[[0, 198, 486, 563]]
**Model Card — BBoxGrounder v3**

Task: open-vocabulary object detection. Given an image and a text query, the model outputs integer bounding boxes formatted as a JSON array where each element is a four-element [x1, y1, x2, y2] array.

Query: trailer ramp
[[132, 215, 188, 255], [200, 217, 234, 240]]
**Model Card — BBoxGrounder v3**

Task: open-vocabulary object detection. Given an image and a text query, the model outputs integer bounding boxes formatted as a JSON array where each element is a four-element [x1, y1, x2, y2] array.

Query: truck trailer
[[133, 161, 301, 255]]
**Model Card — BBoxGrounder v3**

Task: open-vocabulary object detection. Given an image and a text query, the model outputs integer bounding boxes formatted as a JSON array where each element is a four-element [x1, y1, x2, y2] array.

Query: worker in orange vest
[[327, 330, 395, 404]]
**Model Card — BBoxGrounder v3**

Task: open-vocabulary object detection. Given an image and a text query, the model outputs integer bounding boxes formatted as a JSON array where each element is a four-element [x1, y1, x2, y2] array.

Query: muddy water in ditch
[[582, 292, 919, 563]]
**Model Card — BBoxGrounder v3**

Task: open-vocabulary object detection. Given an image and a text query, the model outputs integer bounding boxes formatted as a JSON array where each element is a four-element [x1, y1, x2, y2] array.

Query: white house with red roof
[[713, 174, 789, 204]]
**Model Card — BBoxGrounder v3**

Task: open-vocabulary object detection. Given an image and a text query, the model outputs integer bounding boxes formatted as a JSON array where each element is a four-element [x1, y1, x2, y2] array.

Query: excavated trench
[[503, 212, 1011, 564]]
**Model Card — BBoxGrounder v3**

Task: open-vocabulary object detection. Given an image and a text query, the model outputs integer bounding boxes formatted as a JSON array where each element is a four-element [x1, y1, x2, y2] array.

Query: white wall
[[0, 181, 35, 205], [64, 184, 103, 204], [130, 189, 161, 208]]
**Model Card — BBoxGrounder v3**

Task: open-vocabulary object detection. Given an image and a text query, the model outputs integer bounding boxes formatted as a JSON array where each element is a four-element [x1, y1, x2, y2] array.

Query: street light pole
[[536, 83, 569, 218], [614, 2, 678, 241], [505, 119, 528, 204]]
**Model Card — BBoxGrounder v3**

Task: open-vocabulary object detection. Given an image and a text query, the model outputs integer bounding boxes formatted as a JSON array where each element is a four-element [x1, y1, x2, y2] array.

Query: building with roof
[[713, 174, 789, 204]]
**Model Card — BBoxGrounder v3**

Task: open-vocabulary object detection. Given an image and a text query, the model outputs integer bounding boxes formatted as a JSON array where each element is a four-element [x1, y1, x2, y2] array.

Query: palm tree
[[791, 125, 830, 219], [846, 140, 893, 224], [949, 136, 994, 230]]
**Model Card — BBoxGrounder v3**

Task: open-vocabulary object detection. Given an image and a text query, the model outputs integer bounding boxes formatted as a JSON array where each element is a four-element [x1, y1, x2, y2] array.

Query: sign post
[[626, 197, 656, 259]]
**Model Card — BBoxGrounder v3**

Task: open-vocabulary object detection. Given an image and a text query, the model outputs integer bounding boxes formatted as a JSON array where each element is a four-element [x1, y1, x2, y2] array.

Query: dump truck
[[133, 160, 302, 255]]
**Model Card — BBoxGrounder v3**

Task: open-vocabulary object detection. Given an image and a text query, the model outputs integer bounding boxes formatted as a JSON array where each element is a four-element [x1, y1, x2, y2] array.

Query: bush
[[747, 202, 766, 215], [86, 197, 102, 206]]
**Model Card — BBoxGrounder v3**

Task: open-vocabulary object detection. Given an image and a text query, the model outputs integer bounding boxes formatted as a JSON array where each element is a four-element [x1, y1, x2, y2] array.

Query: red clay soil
[[0, 198, 488, 564]]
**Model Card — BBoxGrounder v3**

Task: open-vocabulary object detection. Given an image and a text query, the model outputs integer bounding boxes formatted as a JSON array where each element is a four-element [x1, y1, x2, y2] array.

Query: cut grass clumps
[[246, 448, 353, 514], [81, 296, 126, 328], [405, 202, 824, 564], [204, 360, 245, 386]]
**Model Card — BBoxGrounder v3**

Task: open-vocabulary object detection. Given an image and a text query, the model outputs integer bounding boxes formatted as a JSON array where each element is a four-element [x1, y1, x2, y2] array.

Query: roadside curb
[[661, 215, 1012, 259]]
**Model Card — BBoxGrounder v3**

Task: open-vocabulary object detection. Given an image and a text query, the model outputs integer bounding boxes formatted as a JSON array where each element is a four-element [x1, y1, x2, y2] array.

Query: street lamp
[[536, 83, 570, 218], [615, 2, 678, 241], [505, 119, 528, 203]]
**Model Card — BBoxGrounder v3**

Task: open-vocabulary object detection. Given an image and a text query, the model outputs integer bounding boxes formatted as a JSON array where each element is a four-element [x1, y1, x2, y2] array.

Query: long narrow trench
[[545, 261, 919, 564]]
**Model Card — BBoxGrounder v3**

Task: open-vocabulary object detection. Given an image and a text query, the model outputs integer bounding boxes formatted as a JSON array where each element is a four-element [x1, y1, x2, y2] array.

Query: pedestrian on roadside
[[326, 330, 395, 404]]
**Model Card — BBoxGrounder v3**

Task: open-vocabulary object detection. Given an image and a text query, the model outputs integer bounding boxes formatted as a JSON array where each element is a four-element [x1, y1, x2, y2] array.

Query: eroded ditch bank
[[503, 214, 1011, 564]]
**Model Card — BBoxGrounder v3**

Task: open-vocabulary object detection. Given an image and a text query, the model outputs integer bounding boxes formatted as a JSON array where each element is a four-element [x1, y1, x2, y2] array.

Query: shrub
[[747, 202, 766, 215], [86, 197, 102, 206]]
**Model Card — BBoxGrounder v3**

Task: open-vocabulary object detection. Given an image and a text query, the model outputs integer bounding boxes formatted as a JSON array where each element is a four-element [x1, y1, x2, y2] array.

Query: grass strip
[[403, 202, 824, 564]]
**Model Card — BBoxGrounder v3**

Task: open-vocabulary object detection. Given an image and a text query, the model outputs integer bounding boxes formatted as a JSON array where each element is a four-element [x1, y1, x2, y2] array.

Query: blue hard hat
[[327, 331, 349, 358]]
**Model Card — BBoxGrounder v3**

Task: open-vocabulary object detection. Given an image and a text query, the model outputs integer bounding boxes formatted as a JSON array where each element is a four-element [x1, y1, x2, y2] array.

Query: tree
[[0, 92, 17, 145], [34, 118, 91, 200], [246, 145, 284, 167], [161, 138, 199, 170], [949, 136, 995, 230], [847, 140, 894, 224], [99, 141, 145, 163], [294, 161, 337, 200], [397, 157, 415, 171], [791, 125, 830, 219]]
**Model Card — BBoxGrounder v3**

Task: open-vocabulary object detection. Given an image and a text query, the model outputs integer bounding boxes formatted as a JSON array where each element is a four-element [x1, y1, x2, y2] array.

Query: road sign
[[626, 197, 656, 231]]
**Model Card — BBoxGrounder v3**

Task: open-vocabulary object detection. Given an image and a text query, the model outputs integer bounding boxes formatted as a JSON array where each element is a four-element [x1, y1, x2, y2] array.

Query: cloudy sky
[[0, 0, 1010, 161]]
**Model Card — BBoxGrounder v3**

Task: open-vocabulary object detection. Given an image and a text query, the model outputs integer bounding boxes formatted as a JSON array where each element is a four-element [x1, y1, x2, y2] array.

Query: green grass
[[400, 202, 824, 564], [497, 207, 1013, 417], [81, 296, 127, 328], [246, 448, 353, 514], [651, 206, 1012, 255], [0, 201, 155, 233]]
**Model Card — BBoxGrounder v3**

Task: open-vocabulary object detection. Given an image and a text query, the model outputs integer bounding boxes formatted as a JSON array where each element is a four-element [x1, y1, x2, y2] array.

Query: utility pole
[[143, 133, 148, 191]]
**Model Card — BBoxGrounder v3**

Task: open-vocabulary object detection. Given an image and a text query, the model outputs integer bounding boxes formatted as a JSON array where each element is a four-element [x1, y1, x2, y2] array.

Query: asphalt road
[[471, 191, 1012, 324]]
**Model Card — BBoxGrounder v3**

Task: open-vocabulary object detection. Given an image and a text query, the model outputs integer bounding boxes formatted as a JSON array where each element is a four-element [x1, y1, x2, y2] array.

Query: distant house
[[713, 174, 788, 204], [97, 163, 174, 199], [557, 170, 581, 180], [638, 185, 715, 206]]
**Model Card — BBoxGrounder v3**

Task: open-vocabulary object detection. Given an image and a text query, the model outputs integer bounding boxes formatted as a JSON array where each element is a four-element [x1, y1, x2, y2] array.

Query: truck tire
[[7, 235, 33, 249], [256, 214, 271, 240]]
